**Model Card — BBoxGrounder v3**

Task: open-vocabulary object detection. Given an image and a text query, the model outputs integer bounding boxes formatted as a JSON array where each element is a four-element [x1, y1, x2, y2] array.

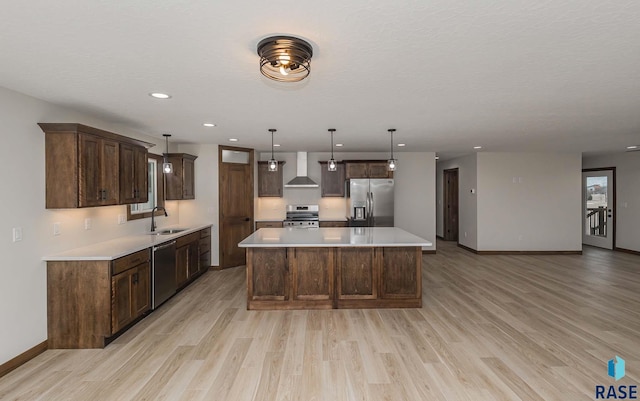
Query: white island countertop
[[43, 223, 213, 261], [239, 227, 432, 248]]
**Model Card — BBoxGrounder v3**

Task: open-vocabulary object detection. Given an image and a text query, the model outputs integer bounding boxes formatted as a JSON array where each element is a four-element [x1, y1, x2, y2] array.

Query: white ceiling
[[2, 0, 640, 158]]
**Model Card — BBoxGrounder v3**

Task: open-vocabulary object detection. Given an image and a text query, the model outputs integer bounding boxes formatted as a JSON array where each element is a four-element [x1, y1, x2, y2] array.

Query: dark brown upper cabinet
[[344, 161, 394, 179], [318, 161, 346, 197], [257, 161, 286, 197], [165, 153, 197, 200], [119, 143, 149, 204], [39, 123, 154, 209]]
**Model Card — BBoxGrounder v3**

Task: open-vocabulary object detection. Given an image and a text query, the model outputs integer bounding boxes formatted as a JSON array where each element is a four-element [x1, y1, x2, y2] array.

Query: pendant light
[[162, 134, 173, 174], [268, 129, 278, 172], [328, 128, 337, 171], [387, 129, 397, 171]]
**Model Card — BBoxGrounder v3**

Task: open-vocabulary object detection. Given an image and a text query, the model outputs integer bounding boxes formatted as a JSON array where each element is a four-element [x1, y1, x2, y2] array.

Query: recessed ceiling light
[[474, 146, 483, 149], [203, 123, 216, 127], [229, 138, 239, 142], [149, 92, 171, 99], [335, 143, 343, 147], [273, 144, 281, 147], [397, 143, 406, 147], [627, 145, 638, 149]]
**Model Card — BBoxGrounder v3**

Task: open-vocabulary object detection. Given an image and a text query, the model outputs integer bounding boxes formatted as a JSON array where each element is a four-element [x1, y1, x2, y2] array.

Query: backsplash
[[255, 197, 347, 220]]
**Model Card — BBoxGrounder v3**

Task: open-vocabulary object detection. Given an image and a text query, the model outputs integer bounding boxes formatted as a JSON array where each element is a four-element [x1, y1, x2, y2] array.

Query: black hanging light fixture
[[328, 128, 337, 172], [268, 129, 278, 172], [257, 36, 313, 82], [162, 134, 173, 174], [387, 129, 397, 171]]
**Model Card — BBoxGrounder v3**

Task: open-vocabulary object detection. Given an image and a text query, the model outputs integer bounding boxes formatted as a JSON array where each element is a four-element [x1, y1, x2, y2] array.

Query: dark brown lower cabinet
[[246, 246, 421, 310], [176, 232, 201, 287], [47, 249, 151, 349]]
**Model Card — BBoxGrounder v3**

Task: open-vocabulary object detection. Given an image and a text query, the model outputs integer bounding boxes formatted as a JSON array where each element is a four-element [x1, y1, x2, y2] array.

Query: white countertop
[[43, 223, 213, 261], [238, 227, 432, 248]]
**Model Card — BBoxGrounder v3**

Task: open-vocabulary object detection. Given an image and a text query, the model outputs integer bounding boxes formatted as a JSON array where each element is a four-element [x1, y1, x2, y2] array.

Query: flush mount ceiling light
[[268, 129, 278, 172], [257, 35, 313, 82], [387, 129, 397, 171], [162, 134, 173, 174], [328, 129, 337, 172]]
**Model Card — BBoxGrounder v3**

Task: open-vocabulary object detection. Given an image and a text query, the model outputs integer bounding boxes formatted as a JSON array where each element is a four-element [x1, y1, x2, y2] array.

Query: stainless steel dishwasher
[[152, 240, 177, 309]]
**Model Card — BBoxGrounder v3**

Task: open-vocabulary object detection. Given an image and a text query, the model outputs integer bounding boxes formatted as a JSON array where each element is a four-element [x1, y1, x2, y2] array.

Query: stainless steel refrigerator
[[348, 179, 394, 227]]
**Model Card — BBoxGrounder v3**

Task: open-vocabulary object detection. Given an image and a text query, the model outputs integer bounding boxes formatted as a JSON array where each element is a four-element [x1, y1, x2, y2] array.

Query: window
[[127, 153, 165, 221]]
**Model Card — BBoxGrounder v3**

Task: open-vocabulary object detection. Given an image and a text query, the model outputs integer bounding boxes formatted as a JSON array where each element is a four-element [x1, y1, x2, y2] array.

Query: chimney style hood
[[284, 152, 319, 188]]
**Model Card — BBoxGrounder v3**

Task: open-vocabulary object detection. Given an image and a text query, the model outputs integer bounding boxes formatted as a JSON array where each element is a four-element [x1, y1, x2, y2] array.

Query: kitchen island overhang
[[239, 227, 432, 310]]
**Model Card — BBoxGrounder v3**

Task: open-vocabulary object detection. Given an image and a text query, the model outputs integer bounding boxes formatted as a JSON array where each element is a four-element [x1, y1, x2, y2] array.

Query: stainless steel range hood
[[284, 152, 319, 188]]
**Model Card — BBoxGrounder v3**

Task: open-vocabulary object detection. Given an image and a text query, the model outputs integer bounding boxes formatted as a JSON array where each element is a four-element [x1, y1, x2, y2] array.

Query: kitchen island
[[238, 227, 432, 310]]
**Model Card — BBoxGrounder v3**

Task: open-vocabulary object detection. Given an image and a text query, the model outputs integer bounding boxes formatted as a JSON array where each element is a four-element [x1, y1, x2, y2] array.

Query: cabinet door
[[134, 146, 148, 203], [119, 144, 137, 204], [133, 263, 150, 317], [188, 240, 200, 278], [176, 245, 189, 286], [78, 134, 103, 207], [291, 248, 334, 301], [199, 234, 211, 272], [345, 162, 368, 179], [257, 162, 284, 197], [336, 248, 377, 300], [112, 269, 134, 334], [320, 162, 346, 197], [319, 221, 348, 227], [100, 138, 120, 205], [380, 247, 421, 299], [183, 157, 195, 199], [255, 221, 283, 229], [367, 162, 391, 178], [248, 248, 288, 301]]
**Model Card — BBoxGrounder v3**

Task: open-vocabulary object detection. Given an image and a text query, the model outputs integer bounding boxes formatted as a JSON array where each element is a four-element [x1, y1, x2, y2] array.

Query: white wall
[[583, 152, 640, 252], [476, 152, 582, 251], [176, 144, 220, 265], [0, 86, 181, 365], [255, 151, 436, 250], [436, 154, 478, 250]]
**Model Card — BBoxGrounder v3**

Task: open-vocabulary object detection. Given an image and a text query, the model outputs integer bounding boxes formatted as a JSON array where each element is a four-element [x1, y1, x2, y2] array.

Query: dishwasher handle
[[153, 240, 176, 251]]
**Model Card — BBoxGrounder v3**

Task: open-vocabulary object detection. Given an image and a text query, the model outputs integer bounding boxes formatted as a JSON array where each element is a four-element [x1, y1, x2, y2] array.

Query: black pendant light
[[257, 36, 313, 82], [387, 129, 397, 171], [268, 129, 278, 172], [162, 134, 173, 174], [328, 128, 337, 171]]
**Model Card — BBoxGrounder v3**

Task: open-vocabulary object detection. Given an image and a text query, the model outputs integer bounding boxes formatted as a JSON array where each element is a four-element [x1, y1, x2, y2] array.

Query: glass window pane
[[585, 176, 608, 237], [222, 149, 250, 164]]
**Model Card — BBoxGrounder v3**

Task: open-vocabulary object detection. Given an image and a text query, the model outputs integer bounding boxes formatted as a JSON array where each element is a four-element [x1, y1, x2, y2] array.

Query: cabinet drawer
[[319, 221, 348, 227], [176, 232, 200, 248], [113, 249, 150, 275], [200, 227, 211, 238], [256, 221, 283, 229]]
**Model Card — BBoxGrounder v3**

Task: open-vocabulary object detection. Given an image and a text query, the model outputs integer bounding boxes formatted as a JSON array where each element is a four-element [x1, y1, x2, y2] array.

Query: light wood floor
[[1, 241, 639, 401]]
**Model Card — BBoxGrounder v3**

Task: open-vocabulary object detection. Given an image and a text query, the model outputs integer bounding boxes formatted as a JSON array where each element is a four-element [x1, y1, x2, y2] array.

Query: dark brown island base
[[238, 227, 432, 310]]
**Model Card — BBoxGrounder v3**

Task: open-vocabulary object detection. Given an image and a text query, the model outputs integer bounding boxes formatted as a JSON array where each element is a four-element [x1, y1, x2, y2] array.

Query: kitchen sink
[[150, 228, 187, 235]]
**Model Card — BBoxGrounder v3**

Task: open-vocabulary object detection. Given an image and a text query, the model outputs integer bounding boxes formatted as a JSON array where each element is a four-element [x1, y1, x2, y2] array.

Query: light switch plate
[[53, 222, 61, 236], [84, 218, 92, 230], [13, 227, 23, 242], [118, 214, 126, 225]]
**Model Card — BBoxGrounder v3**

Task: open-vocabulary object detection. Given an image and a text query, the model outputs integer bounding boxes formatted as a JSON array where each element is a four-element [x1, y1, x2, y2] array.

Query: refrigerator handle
[[370, 192, 374, 224]]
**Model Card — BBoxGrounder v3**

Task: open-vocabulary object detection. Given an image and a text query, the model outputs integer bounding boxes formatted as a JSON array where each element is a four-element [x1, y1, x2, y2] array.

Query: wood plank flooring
[[1, 241, 638, 400]]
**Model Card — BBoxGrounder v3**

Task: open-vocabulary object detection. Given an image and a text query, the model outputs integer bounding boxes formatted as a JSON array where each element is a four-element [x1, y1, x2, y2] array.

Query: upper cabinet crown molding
[[38, 123, 155, 149], [39, 123, 154, 209]]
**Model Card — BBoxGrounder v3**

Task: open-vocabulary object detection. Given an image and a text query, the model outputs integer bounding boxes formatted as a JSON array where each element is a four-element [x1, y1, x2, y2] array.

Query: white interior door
[[582, 170, 614, 249]]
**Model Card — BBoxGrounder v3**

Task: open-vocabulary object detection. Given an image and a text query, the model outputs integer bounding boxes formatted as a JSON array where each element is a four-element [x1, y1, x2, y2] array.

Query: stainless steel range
[[284, 204, 319, 228]]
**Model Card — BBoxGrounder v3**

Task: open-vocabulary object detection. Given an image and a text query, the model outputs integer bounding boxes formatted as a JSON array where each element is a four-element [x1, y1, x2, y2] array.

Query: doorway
[[218, 145, 254, 269], [582, 168, 615, 250], [443, 168, 459, 241]]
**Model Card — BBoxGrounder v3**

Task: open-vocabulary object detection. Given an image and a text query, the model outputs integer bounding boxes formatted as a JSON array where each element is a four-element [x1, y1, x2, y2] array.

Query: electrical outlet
[[464, 232, 468, 238], [623, 202, 628, 208], [84, 218, 92, 230], [13, 227, 23, 242], [518, 234, 523, 241], [53, 222, 61, 236], [118, 214, 126, 225]]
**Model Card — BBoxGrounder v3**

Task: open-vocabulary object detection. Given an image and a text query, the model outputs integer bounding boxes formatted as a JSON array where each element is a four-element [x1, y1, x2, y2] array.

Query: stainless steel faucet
[[150, 206, 168, 232]]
